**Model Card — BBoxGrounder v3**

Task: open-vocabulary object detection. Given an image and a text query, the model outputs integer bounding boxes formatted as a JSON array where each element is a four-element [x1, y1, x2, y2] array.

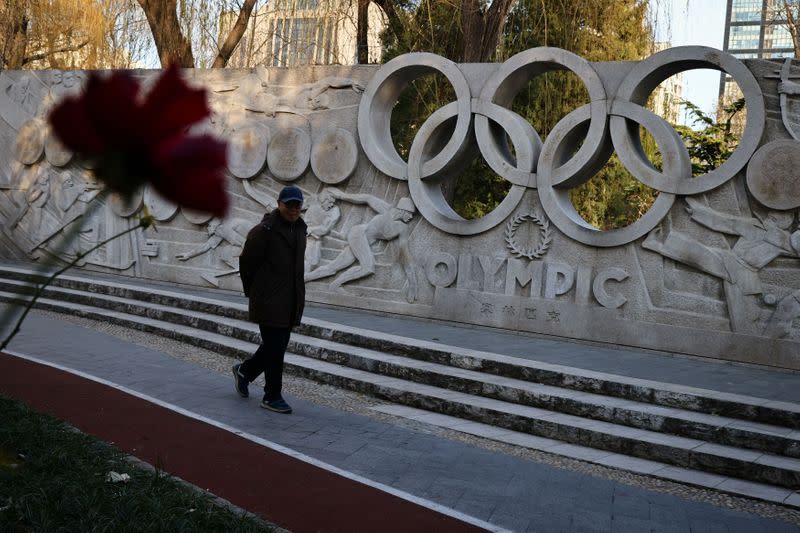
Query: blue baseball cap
[[278, 185, 304, 204]]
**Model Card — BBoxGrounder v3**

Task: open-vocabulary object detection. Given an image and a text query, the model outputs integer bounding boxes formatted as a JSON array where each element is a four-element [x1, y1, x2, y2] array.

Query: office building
[[721, 0, 797, 116]]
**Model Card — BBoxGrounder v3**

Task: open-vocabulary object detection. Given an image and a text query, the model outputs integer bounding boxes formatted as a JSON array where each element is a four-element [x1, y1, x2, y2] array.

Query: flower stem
[[0, 203, 146, 352], [0, 190, 107, 343]]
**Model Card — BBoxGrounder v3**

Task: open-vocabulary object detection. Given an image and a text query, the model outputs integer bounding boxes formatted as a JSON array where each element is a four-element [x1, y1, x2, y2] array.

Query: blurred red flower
[[49, 63, 228, 217]]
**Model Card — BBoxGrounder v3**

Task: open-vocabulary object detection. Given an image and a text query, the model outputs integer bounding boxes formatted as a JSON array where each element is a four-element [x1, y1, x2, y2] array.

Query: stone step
[[1, 265, 798, 432], [288, 355, 800, 491], [4, 277, 799, 460], [291, 334, 800, 459], [371, 405, 800, 509], [0, 266, 250, 319], [3, 289, 800, 491]]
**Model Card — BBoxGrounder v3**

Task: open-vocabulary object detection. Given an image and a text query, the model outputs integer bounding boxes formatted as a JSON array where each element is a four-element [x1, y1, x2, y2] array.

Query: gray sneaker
[[232, 364, 249, 398]]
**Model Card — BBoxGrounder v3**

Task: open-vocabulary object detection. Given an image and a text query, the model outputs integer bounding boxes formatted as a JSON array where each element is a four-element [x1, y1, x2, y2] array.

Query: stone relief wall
[[1, 47, 799, 368]]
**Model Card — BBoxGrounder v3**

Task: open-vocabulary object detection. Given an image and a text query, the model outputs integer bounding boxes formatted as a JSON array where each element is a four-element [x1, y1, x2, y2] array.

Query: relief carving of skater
[[304, 190, 418, 303], [176, 217, 253, 286]]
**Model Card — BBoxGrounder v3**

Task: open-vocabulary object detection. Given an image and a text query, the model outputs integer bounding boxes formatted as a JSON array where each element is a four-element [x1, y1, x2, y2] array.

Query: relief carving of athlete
[[304, 190, 418, 303]]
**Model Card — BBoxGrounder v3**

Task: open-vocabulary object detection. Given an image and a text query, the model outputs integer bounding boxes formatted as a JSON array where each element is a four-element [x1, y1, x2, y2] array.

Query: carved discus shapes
[[14, 118, 45, 164], [182, 207, 215, 225], [746, 140, 800, 211], [143, 185, 179, 221], [267, 127, 311, 181], [311, 128, 358, 184], [44, 127, 73, 166], [110, 188, 143, 218], [227, 123, 270, 179]]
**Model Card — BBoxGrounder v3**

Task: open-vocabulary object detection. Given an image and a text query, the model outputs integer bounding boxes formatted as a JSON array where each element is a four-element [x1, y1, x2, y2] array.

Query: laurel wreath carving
[[504, 212, 553, 260]]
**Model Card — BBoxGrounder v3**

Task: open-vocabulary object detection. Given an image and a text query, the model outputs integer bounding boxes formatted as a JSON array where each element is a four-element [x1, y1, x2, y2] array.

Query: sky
[[654, 0, 728, 124]]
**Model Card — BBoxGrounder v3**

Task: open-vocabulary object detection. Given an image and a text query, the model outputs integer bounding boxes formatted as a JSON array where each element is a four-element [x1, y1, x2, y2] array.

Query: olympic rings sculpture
[[357, 46, 765, 246]]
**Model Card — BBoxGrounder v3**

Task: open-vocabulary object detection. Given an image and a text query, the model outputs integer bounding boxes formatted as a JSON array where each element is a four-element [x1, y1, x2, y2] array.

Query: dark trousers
[[239, 325, 292, 401]]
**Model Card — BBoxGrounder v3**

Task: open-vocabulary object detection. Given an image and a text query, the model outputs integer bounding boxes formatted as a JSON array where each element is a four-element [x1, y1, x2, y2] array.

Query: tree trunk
[[372, 0, 402, 46], [357, 0, 370, 64], [3, 12, 29, 70], [137, 0, 194, 67], [461, 0, 517, 62], [784, 1, 800, 58], [436, 0, 516, 205], [212, 0, 257, 67]]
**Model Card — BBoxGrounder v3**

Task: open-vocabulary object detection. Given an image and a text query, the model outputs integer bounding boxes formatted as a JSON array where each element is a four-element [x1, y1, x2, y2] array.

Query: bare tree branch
[[21, 39, 90, 66], [784, 0, 800, 57], [212, 0, 257, 67]]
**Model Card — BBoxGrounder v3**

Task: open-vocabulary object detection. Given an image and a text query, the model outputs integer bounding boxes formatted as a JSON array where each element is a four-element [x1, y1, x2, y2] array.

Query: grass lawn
[[0, 396, 275, 532]]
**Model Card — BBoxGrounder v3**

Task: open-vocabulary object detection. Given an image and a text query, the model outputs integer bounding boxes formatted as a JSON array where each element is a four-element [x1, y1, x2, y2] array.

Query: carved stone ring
[[357, 52, 473, 181], [406, 100, 529, 235], [476, 47, 608, 190], [611, 46, 764, 196], [537, 103, 679, 247], [358, 46, 765, 244]]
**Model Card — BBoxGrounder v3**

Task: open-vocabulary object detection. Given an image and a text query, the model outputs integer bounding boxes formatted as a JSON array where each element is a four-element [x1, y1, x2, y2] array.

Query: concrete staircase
[[1, 264, 799, 508]]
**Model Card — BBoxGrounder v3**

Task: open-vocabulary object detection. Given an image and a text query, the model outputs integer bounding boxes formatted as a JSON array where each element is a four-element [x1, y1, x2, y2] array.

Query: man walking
[[234, 185, 307, 413]]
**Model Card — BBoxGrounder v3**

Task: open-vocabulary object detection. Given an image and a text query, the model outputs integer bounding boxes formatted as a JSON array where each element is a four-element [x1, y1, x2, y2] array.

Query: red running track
[[0, 352, 487, 533]]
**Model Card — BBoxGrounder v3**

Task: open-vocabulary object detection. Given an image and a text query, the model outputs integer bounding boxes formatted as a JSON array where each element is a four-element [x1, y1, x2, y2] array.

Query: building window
[[273, 19, 286, 66], [729, 24, 761, 50], [326, 17, 338, 64], [763, 50, 795, 58], [273, 0, 319, 10], [271, 16, 324, 66], [292, 18, 318, 65], [764, 24, 795, 49], [731, 0, 762, 22]]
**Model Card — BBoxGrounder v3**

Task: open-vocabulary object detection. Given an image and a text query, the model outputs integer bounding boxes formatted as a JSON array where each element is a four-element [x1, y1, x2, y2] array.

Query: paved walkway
[[0, 352, 482, 533], [1, 308, 799, 532]]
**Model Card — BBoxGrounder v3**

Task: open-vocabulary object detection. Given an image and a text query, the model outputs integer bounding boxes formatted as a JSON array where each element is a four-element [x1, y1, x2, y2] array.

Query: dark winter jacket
[[239, 210, 307, 327]]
